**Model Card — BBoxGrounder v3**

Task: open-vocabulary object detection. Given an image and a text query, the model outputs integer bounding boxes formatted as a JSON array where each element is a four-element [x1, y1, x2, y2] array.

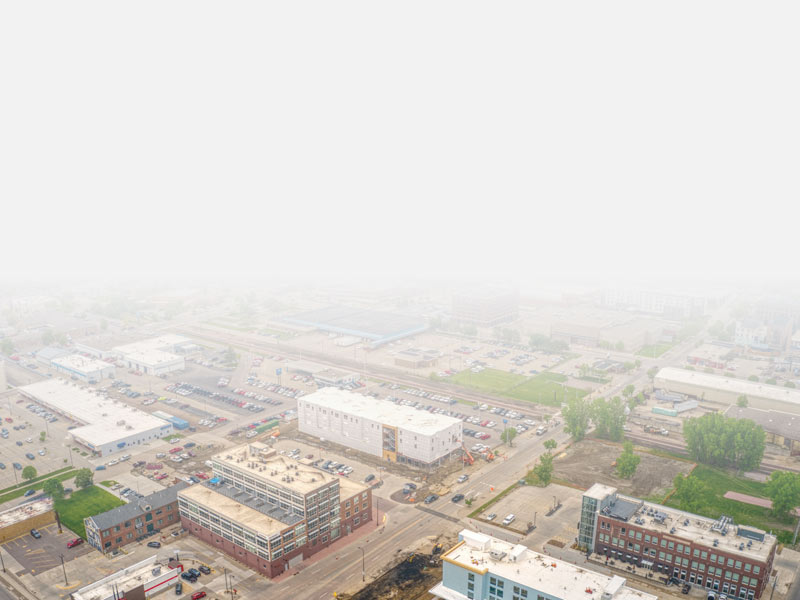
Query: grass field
[[636, 343, 673, 357], [662, 465, 795, 544], [100, 480, 119, 488], [54, 485, 125, 539], [447, 369, 587, 407], [0, 468, 80, 506]]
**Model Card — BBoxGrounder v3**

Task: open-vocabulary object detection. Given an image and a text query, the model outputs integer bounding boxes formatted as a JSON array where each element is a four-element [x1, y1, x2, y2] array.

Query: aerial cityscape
[[3, 3, 796, 600]]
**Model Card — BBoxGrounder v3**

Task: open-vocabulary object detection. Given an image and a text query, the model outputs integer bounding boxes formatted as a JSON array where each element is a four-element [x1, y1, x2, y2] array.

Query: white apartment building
[[298, 388, 462, 467]]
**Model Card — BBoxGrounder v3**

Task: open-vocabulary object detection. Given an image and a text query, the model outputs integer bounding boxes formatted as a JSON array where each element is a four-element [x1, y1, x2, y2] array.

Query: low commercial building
[[35, 346, 71, 367], [51, 353, 115, 382], [431, 529, 656, 600], [85, 483, 188, 552], [452, 288, 519, 326], [686, 343, 733, 370], [152, 410, 190, 430], [112, 335, 190, 375], [287, 360, 359, 387], [578, 484, 776, 599], [71, 555, 183, 600], [724, 406, 800, 453], [19, 379, 173, 457], [0, 499, 55, 543], [655, 367, 800, 414], [178, 442, 371, 578], [298, 387, 463, 467], [394, 348, 441, 369]]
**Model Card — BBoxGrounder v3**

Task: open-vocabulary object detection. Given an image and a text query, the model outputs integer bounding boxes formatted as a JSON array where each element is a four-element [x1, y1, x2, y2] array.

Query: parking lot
[[0, 391, 86, 489], [1, 521, 92, 575]]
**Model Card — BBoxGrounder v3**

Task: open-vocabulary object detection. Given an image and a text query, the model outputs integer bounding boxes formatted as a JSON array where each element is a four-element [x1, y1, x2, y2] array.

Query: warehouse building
[[283, 306, 427, 347], [51, 354, 115, 382], [394, 347, 441, 369], [724, 406, 800, 453], [579, 484, 776, 599], [298, 387, 462, 467], [85, 482, 188, 552], [0, 499, 55, 544], [655, 367, 800, 414], [112, 335, 190, 375], [431, 529, 656, 600], [452, 288, 519, 326], [72, 555, 183, 600], [178, 442, 371, 578], [19, 379, 173, 457], [35, 346, 71, 367]]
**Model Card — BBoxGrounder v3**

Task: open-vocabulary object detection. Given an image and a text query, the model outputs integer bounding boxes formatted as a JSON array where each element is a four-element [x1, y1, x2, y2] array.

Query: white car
[[502, 514, 516, 525], [107, 459, 119, 466]]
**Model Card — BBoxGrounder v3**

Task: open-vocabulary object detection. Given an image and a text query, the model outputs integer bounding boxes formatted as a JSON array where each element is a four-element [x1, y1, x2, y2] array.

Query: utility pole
[[0, 547, 6, 573], [360, 547, 366, 582], [60, 553, 68, 585]]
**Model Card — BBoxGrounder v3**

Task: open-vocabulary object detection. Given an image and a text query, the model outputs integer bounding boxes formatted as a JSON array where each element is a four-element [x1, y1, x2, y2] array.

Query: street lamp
[[59, 553, 68, 585], [359, 547, 366, 582]]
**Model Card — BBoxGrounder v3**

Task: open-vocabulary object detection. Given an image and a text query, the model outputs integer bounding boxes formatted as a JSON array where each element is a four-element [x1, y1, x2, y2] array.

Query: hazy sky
[[2, 2, 798, 283]]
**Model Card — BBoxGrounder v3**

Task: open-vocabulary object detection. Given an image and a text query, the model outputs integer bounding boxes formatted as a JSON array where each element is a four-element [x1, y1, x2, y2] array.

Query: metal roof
[[87, 482, 188, 530]]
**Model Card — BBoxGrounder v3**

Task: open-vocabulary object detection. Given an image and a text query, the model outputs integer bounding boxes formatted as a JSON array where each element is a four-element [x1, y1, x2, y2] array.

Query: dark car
[[16, 441, 23, 446], [24, 489, 36, 497], [423, 494, 439, 504], [25, 453, 35, 460], [188, 568, 201, 578], [175, 582, 182, 595], [198, 565, 211, 574], [30, 528, 42, 539], [0, 463, 5, 470], [682, 584, 691, 595], [147, 541, 161, 548], [180, 572, 196, 582], [451, 494, 465, 503], [364, 474, 376, 483], [13, 462, 22, 470]]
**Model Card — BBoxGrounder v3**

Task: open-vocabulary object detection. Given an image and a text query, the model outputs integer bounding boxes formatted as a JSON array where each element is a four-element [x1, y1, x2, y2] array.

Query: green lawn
[[662, 465, 795, 544], [100, 480, 119, 488], [447, 369, 587, 407], [54, 486, 125, 539], [0, 466, 74, 496], [636, 343, 673, 357]]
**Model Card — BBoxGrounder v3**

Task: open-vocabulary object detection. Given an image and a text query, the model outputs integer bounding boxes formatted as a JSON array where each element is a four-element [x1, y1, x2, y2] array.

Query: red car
[[4, 417, 12, 423], [155, 473, 168, 480], [169, 447, 183, 454], [67, 538, 83, 548], [194, 472, 209, 480], [192, 592, 207, 600]]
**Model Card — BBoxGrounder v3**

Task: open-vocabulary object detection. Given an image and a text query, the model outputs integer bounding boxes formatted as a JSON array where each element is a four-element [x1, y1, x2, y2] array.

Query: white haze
[[1, 1, 798, 285]]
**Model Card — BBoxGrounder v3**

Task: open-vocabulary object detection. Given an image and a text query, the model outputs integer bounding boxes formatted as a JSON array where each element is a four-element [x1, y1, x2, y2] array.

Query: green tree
[[41, 329, 55, 345], [592, 397, 626, 442], [766, 378, 777, 385], [533, 452, 554, 486], [1, 338, 14, 355], [563, 396, 591, 441], [672, 474, 711, 513], [786, 381, 797, 389], [748, 375, 759, 382], [22, 466, 37, 482], [737, 395, 748, 408], [616, 442, 640, 479], [765, 471, 800, 519], [543, 439, 557, 452], [615, 341, 625, 351], [501, 427, 517, 447], [634, 359, 641, 369], [647, 366, 658, 380], [42, 478, 65, 500], [74, 468, 94, 489], [622, 384, 635, 399], [683, 413, 766, 471]]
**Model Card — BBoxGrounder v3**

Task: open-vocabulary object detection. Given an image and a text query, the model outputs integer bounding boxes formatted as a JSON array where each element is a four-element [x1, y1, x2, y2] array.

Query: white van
[[502, 514, 516, 525]]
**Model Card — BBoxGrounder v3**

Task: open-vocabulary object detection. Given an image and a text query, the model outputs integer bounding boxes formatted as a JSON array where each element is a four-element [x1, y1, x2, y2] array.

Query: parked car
[[457, 474, 469, 483], [486, 513, 497, 521], [30, 528, 42, 539], [423, 494, 439, 504], [0, 463, 5, 470], [198, 565, 211, 574], [24, 489, 36, 497], [25, 453, 35, 460], [451, 494, 465, 503], [502, 513, 516, 525], [95, 465, 106, 471], [67, 538, 83, 548], [191, 592, 207, 600], [147, 541, 161, 548], [364, 474, 375, 483], [175, 582, 183, 595]]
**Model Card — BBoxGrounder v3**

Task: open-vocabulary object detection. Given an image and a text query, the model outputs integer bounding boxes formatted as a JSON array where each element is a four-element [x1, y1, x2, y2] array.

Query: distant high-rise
[[452, 288, 519, 326]]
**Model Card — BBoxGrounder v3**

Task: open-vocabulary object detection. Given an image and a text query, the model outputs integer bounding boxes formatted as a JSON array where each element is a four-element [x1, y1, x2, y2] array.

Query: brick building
[[178, 442, 371, 578], [84, 482, 188, 552], [579, 484, 776, 599]]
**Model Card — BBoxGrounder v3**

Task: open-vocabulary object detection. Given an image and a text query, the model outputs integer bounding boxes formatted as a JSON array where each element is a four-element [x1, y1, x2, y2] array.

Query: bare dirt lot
[[553, 438, 694, 499]]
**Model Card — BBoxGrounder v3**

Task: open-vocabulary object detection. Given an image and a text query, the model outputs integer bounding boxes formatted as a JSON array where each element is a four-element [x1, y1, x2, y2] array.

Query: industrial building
[[430, 529, 657, 600], [452, 288, 519, 326], [724, 405, 800, 453], [152, 410, 190, 430], [71, 555, 183, 600], [578, 484, 776, 599], [394, 347, 441, 369], [601, 288, 709, 318], [112, 335, 191, 375], [298, 387, 463, 467], [655, 367, 800, 414], [178, 442, 371, 578], [0, 498, 55, 543], [35, 345, 71, 366], [85, 482, 188, 552], [686, 343, 734, 370], [51, 353, 115, 382], [19, 379, 173, 457], [283, 306, 427, 347], [287, 360, 359, 387]]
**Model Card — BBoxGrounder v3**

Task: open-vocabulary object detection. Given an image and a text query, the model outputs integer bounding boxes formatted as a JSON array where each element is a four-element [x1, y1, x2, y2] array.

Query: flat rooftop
[[51, 354, 112, 374], [179, 481, 289, 536], [0, 498, 53, 529], [213, 442, 340, 495], [301, 387, 462, 435], [438, 530, 656, 600], [72, 555, 172, 600], [19, 379, 170, 447], [656, 367, 800, 407], [122, 349, 184, 366], [586, 484, 776, 562], [724, 405, 800, 441], [283, 306, 427, 345], [112, 334, 190, 356]]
